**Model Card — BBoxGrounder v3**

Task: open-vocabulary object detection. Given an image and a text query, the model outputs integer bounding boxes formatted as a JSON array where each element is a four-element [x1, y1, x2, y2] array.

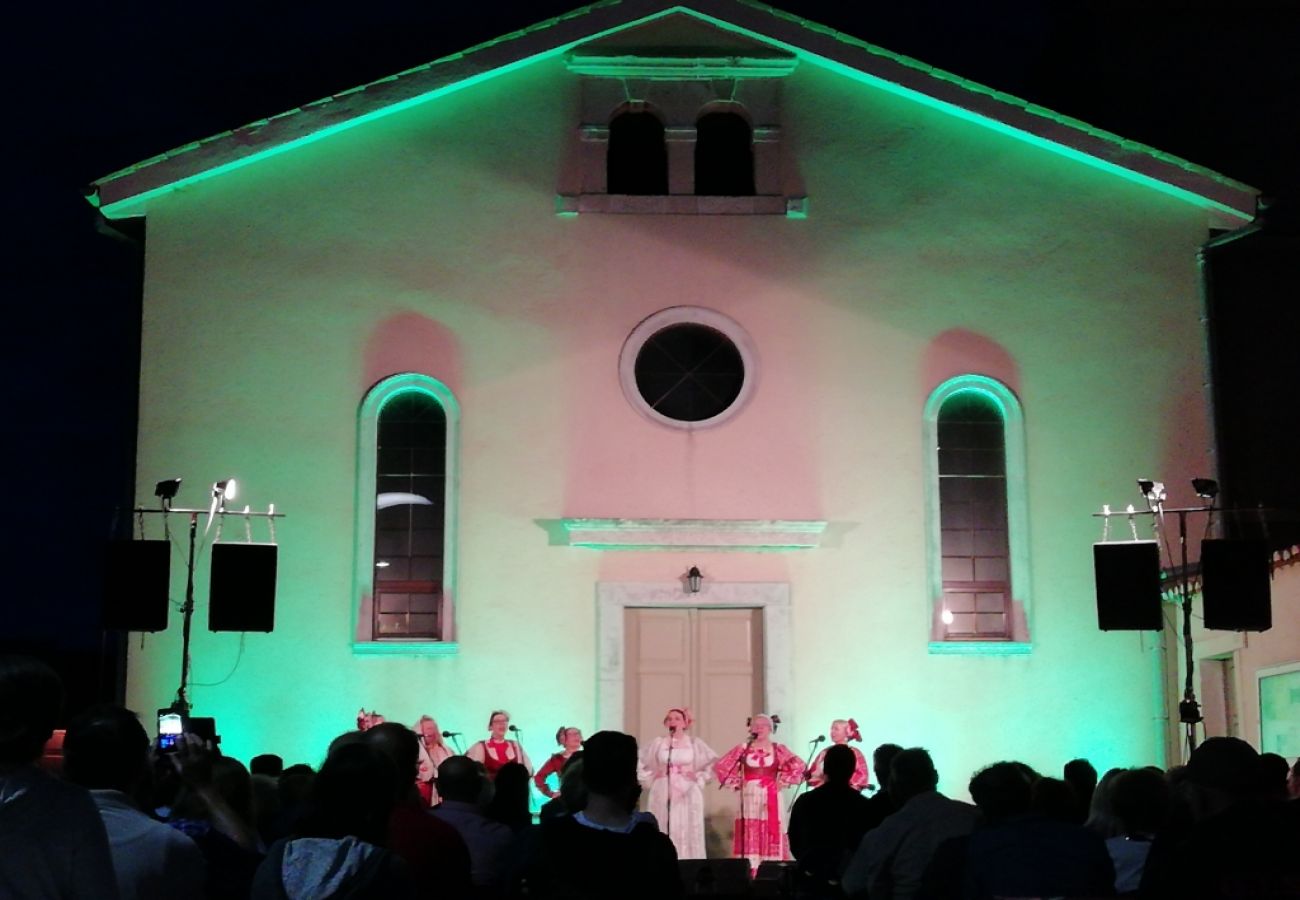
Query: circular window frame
[[618, 306, 758, 430]]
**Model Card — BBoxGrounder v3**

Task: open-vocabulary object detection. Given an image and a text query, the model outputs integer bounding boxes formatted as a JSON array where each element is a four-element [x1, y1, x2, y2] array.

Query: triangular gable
[[88, 0, 1257, 220]]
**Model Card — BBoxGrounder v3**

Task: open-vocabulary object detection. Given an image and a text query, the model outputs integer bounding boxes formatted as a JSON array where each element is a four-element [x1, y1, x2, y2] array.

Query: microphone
[[813, 735, 826, 743], [669, 725, 678, 734], [441, 730, 461, 738], [747, 732, 758, 743], [508, 725, 521, 734]]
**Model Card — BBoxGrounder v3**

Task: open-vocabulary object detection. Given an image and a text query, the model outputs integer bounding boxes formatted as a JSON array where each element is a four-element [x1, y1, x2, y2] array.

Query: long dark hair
[[296, 741, 398, 846]]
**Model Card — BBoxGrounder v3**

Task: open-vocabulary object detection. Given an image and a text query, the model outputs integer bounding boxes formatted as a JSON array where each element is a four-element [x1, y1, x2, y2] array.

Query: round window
[[619, 307, 756, 429]]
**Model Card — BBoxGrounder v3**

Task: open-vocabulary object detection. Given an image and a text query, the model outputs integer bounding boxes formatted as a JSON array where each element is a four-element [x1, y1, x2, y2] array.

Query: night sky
[[4, 1, 1297, 706]]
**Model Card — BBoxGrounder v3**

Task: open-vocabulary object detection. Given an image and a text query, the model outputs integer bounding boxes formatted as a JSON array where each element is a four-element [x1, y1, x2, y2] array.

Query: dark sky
[[2, 1, 1296, 702], [11, 1, 1300, 193]]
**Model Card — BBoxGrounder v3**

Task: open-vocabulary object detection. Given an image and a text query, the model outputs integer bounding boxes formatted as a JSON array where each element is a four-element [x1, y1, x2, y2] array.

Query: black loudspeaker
[[679, 859, 751, 898], [102, 540, 171, 631], [208, 543, 277, 632], [1201, 539, 1272, 631], [1093, 541, 1163, 631]]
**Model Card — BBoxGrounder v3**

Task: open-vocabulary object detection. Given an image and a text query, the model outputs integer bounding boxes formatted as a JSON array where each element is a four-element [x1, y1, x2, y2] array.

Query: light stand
[[1094, 478, 1262, 757], [131, 480, 283, 715]]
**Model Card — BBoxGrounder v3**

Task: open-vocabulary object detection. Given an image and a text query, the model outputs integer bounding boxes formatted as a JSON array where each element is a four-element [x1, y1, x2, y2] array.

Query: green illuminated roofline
[[89, 0, 1256, 219]]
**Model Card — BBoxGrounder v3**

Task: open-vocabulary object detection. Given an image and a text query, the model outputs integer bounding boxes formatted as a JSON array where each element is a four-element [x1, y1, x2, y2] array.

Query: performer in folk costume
[[806, 718, 870, 791], [534, 726, 583, 799], [414, 714, 454, 806], [637, 707, 719, 859], [466, 710, 533, 779], [714, 713, 805, 870], [356, 709, 385, 731]]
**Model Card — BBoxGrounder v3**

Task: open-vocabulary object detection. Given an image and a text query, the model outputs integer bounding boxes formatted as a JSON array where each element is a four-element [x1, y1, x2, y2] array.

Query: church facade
[[92, 0, 1256, 800]]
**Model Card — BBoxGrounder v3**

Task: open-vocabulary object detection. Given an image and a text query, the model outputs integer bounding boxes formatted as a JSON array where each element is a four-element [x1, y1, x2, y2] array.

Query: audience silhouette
[[0, 655, 120, 899], [5, 661, 1299, 900], [789, 743, 873, 897]]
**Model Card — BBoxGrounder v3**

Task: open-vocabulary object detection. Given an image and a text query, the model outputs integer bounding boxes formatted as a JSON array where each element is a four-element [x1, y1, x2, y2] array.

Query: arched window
[[694, 111, 754, 197], [924, 376, 1030, 651], [355, 374, 458, 650], [607, 110, 668, 195]]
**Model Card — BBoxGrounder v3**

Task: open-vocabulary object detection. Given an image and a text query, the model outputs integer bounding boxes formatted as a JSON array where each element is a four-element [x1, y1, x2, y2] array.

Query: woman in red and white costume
[[714, 713, 805, 870], [637, 707, 718, 859], [533, 726, 582, 799], [414, 714, 454, 806], [467, 710, 533, 780], [807, 718, 870, 791]]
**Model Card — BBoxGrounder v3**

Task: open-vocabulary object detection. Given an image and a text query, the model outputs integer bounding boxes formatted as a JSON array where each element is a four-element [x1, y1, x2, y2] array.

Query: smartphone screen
[[158, 712, 183, 752]]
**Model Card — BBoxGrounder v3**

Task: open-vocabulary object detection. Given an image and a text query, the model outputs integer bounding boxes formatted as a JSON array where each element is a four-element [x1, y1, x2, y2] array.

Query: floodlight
[[1137, 479, 1166, 504], [154, 478, 182, 509], [212, 478, 238, 514], [1192, 478, 1219, 500]]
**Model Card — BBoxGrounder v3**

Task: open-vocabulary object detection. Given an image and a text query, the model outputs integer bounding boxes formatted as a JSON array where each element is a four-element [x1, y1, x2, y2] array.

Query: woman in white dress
[[414, 714, 454, 806], [638, 707, 718, 859]]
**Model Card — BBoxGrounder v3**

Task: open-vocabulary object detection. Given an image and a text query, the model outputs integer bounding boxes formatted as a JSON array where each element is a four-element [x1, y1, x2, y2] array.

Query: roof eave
[[91, 0, 1258, 220]]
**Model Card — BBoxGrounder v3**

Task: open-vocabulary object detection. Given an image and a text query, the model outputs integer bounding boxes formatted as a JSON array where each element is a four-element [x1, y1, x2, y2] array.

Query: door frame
[[596, 581, 792, 733]]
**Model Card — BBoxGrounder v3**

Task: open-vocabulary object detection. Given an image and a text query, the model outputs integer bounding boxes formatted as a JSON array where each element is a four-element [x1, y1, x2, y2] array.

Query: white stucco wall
[[126, 47, 1218, 793]]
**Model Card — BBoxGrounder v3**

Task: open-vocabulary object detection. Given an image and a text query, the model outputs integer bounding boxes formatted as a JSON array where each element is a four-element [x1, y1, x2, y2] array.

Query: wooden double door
[[624, 607, 764, 857]]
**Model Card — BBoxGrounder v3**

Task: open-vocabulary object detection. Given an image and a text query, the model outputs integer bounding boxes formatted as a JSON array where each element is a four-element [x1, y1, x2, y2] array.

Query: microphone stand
[[720, 735, 757, 865], [508, 726, 526, 775], [443, 732, 465, 754], [665, 728, 675, 843], [793, 735, 826, 799]]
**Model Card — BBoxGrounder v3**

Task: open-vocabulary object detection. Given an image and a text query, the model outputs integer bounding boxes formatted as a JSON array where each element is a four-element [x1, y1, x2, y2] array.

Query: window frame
[[618, 306, 758, 431], [923, 375, 1031, 654], [353, 373, 460, 655], [694, 108, 756, 197], [606, 105, 670, 196]]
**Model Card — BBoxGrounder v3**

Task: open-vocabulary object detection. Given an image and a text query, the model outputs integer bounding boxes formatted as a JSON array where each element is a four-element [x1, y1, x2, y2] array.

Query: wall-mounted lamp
[[686, 566, 703, 594], [1192, 478, 1219, 500]]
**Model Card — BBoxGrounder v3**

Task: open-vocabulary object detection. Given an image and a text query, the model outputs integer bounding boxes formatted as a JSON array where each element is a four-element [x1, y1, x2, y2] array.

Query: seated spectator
[[250, 772, 283, 845], [251, 740, 415, 899], [962, 761, 1115, 900], [1107, 766, 1168, 894], [1141, 736, 1300, 899], [62, 704, 207, 899], [1085, 767, 1126, 838], [265, 763, 315, 844], [168, 748, 265, 900], [841, 747, 978, 900], [528, 730, 683, 900], [861, 743, 904, 833], [788, 743, 874, 897], [362, 722, 472, 897], [1030, 775, 1080, 823], [487, 761, 533, 832], [251, 753, 284, 778], [0, 654, 120, 900], [1063, 757, 1099, 824], [431, 754, 516, 894], [1259, 752, 1290, 800]]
